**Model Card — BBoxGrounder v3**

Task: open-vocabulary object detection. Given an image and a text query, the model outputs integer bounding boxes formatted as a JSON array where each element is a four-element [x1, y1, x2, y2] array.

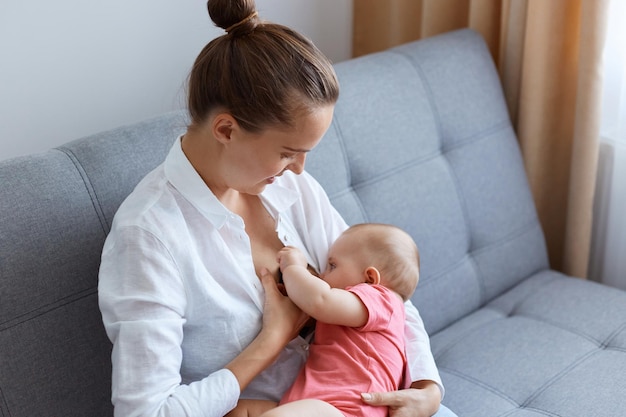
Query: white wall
[[0, 0, 352, 161]]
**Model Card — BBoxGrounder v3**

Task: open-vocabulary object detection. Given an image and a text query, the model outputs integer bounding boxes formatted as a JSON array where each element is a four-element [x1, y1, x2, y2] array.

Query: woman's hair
[[346, 224, 420, 301], [188, 0, 340, 132]]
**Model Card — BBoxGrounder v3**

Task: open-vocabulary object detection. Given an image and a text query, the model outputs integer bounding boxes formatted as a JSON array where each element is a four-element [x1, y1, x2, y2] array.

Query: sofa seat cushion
[[431, 271, 626, 416]]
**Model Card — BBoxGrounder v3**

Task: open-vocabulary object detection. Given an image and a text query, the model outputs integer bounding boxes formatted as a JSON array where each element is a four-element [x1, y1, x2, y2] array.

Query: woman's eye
[[281, 153, 296, 160], [328, 263, 336, 271]]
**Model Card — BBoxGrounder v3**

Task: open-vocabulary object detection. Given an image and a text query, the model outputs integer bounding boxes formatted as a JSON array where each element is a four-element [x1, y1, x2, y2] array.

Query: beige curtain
[[353, 0, 609, 278]]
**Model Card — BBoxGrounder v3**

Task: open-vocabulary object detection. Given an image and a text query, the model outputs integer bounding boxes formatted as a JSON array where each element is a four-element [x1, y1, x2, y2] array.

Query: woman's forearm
[[411, 379, 442, 415], [226, 269, 308, 391], [225, 329, 286, 391]]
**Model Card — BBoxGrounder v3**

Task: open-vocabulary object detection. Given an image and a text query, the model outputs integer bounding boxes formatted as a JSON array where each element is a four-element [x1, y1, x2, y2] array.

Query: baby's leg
[[259, 399, 344, 417], [225, 399, 277, 417]]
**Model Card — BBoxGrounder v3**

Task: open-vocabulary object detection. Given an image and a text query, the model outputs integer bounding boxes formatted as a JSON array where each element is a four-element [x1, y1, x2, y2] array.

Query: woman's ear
[[364, 267, 381, 285], [212, 113, 238, 144]]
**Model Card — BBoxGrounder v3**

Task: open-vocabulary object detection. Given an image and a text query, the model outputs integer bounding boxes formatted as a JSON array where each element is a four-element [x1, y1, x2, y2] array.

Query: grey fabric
[[2, 28, 625, 417], [58, 111, 187, 231], [0, 152, 113, 416], [0, 296, 111, 416], [431, 273, 626, 416], [434, 404, 458, 417], [0, 115, 185, 416]]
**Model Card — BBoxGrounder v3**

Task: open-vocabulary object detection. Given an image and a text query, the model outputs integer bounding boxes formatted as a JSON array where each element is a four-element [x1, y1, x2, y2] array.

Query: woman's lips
[[267, 171, 285, 184]]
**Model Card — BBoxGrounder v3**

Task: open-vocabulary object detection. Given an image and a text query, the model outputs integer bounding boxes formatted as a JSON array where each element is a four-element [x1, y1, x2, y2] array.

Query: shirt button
[[284, 235, 288, 241], [301, 344, 309, 351]]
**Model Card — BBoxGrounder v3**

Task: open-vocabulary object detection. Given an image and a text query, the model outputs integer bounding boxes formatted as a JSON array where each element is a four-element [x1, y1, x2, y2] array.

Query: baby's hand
[[277, 246, 308, 271]]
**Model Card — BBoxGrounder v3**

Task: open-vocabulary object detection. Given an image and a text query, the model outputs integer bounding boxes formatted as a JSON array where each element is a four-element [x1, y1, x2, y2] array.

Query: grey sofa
[[2, 28, 625, 417]]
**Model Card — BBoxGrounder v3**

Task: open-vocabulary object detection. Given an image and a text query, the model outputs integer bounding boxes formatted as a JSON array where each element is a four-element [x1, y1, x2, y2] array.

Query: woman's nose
[[288, 153, 306, 174]]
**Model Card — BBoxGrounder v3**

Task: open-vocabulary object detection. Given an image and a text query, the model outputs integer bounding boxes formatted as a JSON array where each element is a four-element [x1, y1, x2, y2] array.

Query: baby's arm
[[277, 246, 368, 327]]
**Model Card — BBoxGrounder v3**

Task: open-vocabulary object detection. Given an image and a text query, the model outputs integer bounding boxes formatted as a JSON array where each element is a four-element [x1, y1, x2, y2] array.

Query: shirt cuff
[[219, 368, 241, 411]]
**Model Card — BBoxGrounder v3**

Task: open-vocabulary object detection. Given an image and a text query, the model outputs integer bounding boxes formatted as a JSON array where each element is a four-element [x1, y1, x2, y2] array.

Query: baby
[[231, 223, 420, 417]]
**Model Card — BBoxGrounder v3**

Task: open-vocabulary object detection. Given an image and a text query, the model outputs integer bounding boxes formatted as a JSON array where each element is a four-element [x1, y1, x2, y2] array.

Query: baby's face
[[321, 232, 367, 289]]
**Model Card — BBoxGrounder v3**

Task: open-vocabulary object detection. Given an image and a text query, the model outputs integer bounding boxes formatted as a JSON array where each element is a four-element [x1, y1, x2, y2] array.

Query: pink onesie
[[280, 283, 407, 417]]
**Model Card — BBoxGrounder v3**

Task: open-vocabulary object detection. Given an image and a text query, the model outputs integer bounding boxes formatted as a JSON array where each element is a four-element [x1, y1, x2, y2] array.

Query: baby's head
[[323, 223, 420, 301]]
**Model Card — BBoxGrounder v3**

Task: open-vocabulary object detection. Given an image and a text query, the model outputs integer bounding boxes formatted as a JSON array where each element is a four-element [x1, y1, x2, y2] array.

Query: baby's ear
[[364, 267, 381, 285]]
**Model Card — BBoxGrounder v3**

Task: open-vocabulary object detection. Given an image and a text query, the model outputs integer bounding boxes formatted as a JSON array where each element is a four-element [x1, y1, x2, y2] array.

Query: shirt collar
[[164, 136, 300, 227], [164, 136, 230, 228], [260, 172, 301, 219]]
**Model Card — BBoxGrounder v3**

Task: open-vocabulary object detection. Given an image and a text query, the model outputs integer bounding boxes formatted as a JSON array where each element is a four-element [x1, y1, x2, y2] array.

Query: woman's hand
[[360, 380, 442, 417], [225, 269, 309, 392], [259, 268, 309, 345]]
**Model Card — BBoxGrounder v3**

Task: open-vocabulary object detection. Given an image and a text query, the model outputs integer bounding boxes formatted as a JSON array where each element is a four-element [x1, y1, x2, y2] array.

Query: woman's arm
[[277, 246, 368, 327], [360, 380, 442, 417], [226, 269, 309, 390], [359, 301, 444, 417], [403, 300, 444, 397], [100, 228, 306, 417]]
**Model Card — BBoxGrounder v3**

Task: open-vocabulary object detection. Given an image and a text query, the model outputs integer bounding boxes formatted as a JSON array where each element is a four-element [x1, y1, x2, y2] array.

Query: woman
[[98, 0, 445, 416]]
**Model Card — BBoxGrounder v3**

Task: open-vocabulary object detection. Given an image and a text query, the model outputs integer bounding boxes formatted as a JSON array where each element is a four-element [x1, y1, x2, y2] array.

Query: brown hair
[[345, 223, 420, 301], [187, 0, 340, 132]]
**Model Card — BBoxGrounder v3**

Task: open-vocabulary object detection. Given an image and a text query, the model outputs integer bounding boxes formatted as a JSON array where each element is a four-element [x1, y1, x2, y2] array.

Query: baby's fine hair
[[345, 223, 420, 301], [187, 0, 340, 132]]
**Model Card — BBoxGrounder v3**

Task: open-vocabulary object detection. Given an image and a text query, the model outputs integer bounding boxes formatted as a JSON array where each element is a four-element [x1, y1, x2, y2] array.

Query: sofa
[[2, 28, 626, 417]]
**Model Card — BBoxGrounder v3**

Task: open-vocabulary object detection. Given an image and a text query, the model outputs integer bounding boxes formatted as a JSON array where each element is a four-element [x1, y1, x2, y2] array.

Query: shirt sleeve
[[98, 225, 240, 417], [404, 300, 445, 398]]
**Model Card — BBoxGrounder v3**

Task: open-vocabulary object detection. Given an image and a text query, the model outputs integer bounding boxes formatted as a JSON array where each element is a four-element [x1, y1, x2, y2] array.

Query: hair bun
[[225, 11, 258, 35], [208, 0, 258, 35]]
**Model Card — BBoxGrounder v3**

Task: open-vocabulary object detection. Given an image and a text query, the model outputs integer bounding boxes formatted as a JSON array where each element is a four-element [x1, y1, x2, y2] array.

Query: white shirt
[[98, 137, 443, 417]]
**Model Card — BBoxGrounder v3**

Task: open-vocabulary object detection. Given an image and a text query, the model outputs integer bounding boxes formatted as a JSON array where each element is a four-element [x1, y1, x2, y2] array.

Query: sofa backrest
[[0, 29, 549, 416], [0, 113, 186, 416], [0, 151, 113, 417], [305, 29, 549, 333]]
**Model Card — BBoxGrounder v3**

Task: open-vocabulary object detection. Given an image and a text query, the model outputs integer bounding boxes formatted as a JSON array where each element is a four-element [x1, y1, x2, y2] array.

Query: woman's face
[[225, 105, 335, 195]]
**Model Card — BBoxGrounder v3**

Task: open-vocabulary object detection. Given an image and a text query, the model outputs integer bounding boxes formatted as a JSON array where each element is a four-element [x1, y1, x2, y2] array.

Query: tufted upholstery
[[0, 114, 184, 417], [1, 29, 625, 417]]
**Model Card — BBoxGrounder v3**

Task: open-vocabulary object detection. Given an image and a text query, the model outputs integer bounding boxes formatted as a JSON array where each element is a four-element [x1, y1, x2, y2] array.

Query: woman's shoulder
[[110, 164, 178, 231]]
